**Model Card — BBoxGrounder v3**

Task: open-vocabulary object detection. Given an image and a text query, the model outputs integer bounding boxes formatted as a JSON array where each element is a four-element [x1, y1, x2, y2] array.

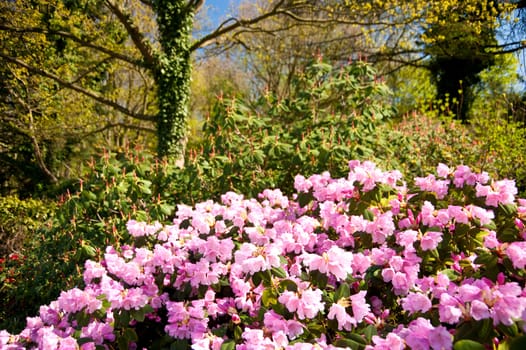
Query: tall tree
[[1, 0, 351, 166], [227, 0, 520, 120]]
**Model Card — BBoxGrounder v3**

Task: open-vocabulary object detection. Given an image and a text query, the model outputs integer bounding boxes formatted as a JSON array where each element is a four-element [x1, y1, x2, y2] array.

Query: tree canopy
[[1, 0, 525, 195]]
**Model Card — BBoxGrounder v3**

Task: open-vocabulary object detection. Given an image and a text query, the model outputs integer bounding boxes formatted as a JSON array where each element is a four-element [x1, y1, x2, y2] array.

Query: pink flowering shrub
[[2, 161, 526, 349]]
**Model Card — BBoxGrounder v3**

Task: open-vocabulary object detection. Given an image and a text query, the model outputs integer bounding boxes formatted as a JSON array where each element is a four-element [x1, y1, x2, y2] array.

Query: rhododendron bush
[[2, 161, 526, 349]]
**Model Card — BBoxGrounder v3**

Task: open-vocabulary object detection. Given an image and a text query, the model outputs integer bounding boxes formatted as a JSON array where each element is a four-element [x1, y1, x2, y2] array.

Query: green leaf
[[221, 340, 236, 350], [333, 334, 366, 350], [474, 252, 498, 266], [130, 304, 153, 322], [170, 339, 189, 350], [498, 203, 517, 216], [159, 203, 173, 216], [441, 268, 460, 281], [118, 337, 128, 350], [363, 324, 378, 342], [81, 244, 97, 258], [363, 209, 375, 221], [334, 283, 351, 301], [114, 310, 131, 327], [262, 288, 277, 307], [453, 340, 486, 350], [279, 279, 298, 292], [497, 322, 519, 337], [123, 328, 138, 342], [78, 337, 94, 345], [234, 325, 243, 340], [271, 266, 287, 278], [75, 311, 91, 327], [310, 270, 328, 289], [509, 336, 526, 350]]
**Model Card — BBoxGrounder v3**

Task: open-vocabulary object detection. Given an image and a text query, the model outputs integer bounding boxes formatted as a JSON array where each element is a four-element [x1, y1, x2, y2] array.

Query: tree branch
[[190, 0, 287, 51], [0, 25, 145, 67], [0, 53, 156, 122], [104, 0, 157, 67], [6, 86, 59, 183]]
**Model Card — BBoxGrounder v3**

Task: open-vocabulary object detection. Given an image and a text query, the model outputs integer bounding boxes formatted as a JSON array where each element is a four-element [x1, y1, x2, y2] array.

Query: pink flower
[[328, 303, 355, 331], [351, 290, 370, 323], [126, 220, 162, 237], [83, 260, 106, 285], [421, 231, 443, 251], [294, 174, 312, 192], [401, 292, 432, 314], [483, 231, 500, 249], [428, 326, 453, 350], [366, 212, 395, 244], [263, 310, 304, 339], [506, 242, 526, 269], [437, 163, 451, 178], [396, 230, 418, 248], [476, 180, 517, 207], [438, 294, 462, 324], [447, 206, 468, 224], [302, 246, 353, 281], [81, 321, 115, 344], [415, 174, 450, 199], [57, 288, 101, 314], [367, 333, 405, 350], [278, 288, 324, 320], [470, 299, 490, 320]]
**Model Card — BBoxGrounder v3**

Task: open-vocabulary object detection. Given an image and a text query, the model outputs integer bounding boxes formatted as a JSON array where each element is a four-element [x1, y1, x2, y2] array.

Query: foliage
[[0, 196, 54, 257], [187, 59, 396, 198], [0, 147, 177, 332], [424, 0, 501, 122], [470, 116, 526, 196], [2, 161, 526, 349], [384, 114, 483, 177], [0, 0, 157, 195]]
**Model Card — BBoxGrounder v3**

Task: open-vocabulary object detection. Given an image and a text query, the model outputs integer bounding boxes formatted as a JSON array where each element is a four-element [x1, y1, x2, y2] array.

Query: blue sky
[[203, 0, 241, 22]]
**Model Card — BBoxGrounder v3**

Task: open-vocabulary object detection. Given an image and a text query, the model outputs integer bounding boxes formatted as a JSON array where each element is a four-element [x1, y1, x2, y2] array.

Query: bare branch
[[104, 0, 157, 67], [190, 0, 287, 51], [0, 53, 156, 122], [6, 86, 59, 183]]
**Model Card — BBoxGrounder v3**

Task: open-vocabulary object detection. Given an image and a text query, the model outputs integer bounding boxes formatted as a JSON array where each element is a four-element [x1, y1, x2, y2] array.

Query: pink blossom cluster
[[2, 161, 526, 349]]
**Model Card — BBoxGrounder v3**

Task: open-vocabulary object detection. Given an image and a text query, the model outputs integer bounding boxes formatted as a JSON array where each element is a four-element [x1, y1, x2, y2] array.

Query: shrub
[[383, 113, 483, 178], [385, 113, 526, 197], [2, 161, 525, 349], [186, 59, 396, 199], [0, 147, 177, 332], [0, 195, 54, 257]]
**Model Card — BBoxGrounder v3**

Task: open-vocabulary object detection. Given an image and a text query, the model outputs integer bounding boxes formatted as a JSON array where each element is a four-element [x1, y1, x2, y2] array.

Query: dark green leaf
[[509, 335, 526, 350], [279, 279, 298, 292], [334, 283, 351, 301]]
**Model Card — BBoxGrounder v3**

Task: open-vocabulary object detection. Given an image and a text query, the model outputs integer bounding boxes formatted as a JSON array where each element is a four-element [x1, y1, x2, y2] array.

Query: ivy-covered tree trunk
[[153, 0, 196, 163]]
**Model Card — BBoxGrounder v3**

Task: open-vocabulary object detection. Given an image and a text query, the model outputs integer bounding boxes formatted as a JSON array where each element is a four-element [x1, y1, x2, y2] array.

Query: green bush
[[0, 195, 54, 257], [470, 116, 526, 195], [0, 147, 177, 332], [184, 60, 397, 198], [384, 112, 526, 197]]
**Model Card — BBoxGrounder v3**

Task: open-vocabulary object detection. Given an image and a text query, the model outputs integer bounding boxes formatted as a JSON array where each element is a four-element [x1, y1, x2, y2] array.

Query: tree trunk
[[153, 0, 195, 165]]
